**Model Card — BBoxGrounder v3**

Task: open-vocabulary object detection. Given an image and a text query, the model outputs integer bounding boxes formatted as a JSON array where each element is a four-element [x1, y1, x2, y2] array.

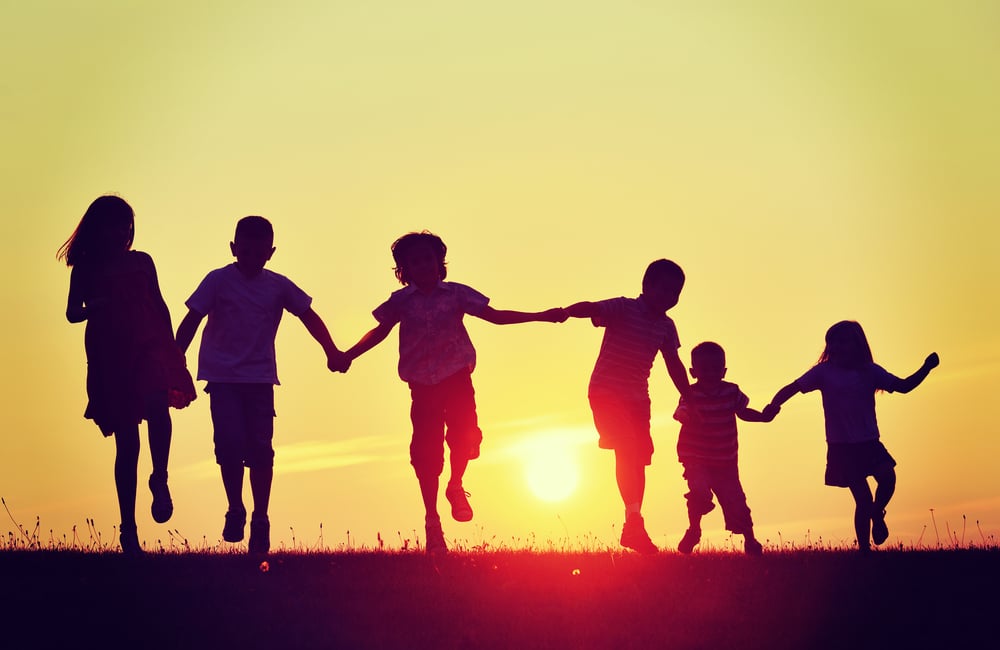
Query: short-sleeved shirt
[[186, 263, 312, 384], [794, 362, 902, 444], [373, 281, 489, 386], [675, 381, 748, 465], [587, 296, 680, 402]]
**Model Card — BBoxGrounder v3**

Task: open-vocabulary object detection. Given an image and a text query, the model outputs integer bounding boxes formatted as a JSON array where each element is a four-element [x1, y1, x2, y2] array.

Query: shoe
[[620, 515, 658, 554], [872, 509, 889, 545], [425, 517, 448, 555], [148, 473, 173, 524], [222, 509, 247, 543], [445, 484, 474, 522], [744, 536, 764, 556], [119, 526, 144, 556], [248, 518, 270, 555], [677, 527, 701, 554]]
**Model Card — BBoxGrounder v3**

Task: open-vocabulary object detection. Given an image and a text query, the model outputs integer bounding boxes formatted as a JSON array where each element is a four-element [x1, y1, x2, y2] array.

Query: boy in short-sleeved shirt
[[565, 259, 691, 554], [176, 216, 348, 555]]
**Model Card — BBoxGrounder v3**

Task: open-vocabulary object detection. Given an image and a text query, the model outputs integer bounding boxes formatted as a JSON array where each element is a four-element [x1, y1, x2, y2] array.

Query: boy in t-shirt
[[176, 216, 348, 554]]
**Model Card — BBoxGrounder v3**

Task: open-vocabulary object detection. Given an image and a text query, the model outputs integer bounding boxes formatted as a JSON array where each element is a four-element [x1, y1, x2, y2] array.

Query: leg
[[113, 424, 142, 554], [144, 392, 173, 523], [848, 480, 874, 551], [409, 381, 446, 520], [248, 465, 273, 554], [616, 451, 657, 554], [870, 465, 896, 545]]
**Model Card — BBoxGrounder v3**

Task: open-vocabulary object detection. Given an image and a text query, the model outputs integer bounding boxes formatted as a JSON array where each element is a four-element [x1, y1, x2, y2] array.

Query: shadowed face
[[230, 234, 275, 277], [403, 242, 443, 290], [642, 276, 683, 314], [691, 351, 726, 389]]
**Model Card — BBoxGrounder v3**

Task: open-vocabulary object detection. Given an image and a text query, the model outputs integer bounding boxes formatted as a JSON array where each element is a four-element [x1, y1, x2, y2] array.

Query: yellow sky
[[3, 1, 999, 551]]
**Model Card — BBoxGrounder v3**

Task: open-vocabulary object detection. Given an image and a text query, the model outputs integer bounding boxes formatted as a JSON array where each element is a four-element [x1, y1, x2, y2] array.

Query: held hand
[[925, 352, 940, 370], [544, 307, 569, 323], [327, 350, 351, 373], [761, 403, 781, 422]]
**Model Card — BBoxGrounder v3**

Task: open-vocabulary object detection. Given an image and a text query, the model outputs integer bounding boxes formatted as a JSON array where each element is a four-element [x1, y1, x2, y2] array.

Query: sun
[[521, 432, 581, 503]]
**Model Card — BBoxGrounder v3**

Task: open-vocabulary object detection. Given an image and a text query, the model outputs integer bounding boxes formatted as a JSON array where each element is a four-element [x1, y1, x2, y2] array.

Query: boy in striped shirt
[[566, 259, 690, 553], [673, 341, 773, 555]]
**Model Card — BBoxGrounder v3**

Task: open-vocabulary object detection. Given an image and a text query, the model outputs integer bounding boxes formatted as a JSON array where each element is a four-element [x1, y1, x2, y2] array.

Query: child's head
[[641, 259, 685, 313], [391, 231, 447, 287], [57, 195, 135, 266], [819, 320, 874, 369], [230, 216, 275, 276], [690, 341, 727, 386]]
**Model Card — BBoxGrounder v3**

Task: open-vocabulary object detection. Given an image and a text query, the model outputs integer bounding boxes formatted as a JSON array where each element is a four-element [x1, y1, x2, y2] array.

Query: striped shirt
[[675, 381, 748, 464], [587, 296, 680, 402]]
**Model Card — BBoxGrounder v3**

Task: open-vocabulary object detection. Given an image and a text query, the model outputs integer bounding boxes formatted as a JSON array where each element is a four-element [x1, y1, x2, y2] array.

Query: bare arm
[[475, 305, 567, 325], [662, 346, 691, 397], [894, 353, 939, 394], [345, 321, 395, 361], [175, 308, 206, 354], [737, 405, 772, 423], [565, 301, 601, 320], [299, 307, 350, 372], [65, 266, 87, 323]]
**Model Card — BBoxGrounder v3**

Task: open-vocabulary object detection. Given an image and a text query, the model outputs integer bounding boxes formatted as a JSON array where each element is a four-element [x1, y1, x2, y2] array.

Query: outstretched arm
[[894, 352, 939, 394], [763, 381, 800, 419], [175, 308, 206, 354], [565, 301, 601, 320], [345, 321, 395, 362], [475, 305, 567, 325], [737, 405, 773, 423], [299, 308, 350, 372]]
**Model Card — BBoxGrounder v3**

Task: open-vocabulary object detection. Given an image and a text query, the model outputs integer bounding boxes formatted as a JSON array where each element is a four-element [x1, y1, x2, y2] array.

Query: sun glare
[[520, 431, 582, 503]]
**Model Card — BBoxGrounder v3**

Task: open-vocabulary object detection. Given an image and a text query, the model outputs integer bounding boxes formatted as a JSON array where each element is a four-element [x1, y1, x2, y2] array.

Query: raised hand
[[925, 352, 940, 370]]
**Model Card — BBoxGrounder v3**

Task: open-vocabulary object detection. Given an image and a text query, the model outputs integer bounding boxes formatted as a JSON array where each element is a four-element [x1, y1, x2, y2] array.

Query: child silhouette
[[345, 231, 566, 555], [58, 195, 195, 555], [175, 216, 349, 555], [564, 259, 690, 554], [673, 342, 772, 555], [764, 320, 939, 552]]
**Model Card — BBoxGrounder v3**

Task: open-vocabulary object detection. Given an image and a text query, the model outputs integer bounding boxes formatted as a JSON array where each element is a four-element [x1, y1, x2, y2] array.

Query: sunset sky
[[3, 1, 998, 552]]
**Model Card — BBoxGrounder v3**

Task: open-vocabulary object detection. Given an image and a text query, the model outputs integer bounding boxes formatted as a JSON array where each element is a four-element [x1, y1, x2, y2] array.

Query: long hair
[[818, 320, 874, 369], [57, 195, 135, 267], [390, 230, 447, 285]]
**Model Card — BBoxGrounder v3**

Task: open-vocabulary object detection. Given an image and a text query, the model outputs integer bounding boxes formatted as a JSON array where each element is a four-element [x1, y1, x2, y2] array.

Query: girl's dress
[[78, 250, 193, 436]]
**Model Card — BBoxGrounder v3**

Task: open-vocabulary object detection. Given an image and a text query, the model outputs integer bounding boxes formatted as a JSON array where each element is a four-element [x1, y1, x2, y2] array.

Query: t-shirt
[[587, 296, 680, 402], [675, 381, 748, 464], [795, 362, 903, 444], [186, 263, 312, 384], [373, 281, 489, 386]]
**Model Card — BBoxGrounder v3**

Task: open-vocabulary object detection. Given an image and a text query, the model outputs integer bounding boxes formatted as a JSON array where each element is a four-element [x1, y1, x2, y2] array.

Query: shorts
[[408, 369, 483, 478], [681, 461, 753, 534], [207, 382, 276, 468], [588, 393, 653, 466], [825, 440, 896, 488]]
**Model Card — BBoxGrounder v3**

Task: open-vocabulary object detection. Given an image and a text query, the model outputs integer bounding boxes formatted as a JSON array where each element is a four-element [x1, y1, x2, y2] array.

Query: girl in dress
[[58, 195, 194, 554]]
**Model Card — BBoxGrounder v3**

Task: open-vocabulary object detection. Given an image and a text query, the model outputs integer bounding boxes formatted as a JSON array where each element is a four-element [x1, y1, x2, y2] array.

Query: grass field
[[1, 545, 996, 649]]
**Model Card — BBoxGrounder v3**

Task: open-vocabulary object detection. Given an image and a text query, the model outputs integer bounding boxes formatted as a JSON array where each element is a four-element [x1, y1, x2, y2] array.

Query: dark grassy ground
[[1, 549, 996, 649]]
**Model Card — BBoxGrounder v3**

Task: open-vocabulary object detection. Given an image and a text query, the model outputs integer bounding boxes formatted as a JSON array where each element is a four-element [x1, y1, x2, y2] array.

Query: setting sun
[[519, 431, 583, 503]]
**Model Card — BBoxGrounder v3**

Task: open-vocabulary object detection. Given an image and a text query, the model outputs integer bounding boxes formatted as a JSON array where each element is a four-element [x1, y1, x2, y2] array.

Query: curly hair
[[390, 231, 447, 285]]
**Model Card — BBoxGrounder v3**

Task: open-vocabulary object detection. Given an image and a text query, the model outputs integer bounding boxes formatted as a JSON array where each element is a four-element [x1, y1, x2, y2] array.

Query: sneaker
[[620, 515, 658, 554], [744, 536, 764, 556], [445, 484, 474, 522], [222, 509, 247, 543], [248, 518, 270, 555], [677, 527, 701, 554], [425, 517, 448, 555], [872, 509, 889, 545], [120, 525, 144, 556], [148, 473, 173, 524]]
